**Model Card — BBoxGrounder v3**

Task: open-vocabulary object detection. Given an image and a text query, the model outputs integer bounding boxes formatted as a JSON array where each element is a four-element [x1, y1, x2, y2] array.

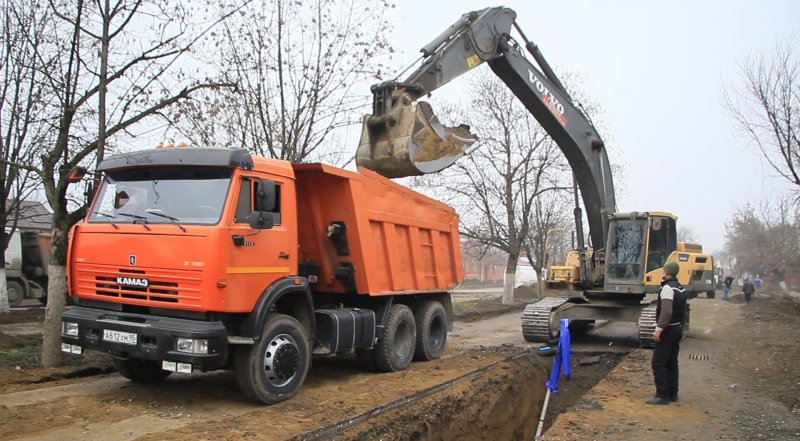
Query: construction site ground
[[0, 287, 798, 440]]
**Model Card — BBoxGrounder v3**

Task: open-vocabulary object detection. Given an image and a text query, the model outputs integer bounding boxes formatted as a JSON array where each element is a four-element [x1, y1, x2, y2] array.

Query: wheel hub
[[263, 334, 300, 387]]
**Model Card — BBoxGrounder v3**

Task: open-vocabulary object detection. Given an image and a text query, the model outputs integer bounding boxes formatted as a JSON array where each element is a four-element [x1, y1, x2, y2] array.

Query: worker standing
[[742, 277, 755, 304], [646, 262, 687, 405], [722, 276, 734, 301]]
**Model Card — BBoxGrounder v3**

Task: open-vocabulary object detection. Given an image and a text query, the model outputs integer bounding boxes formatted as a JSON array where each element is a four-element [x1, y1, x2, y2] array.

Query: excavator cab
[[355, 84, 477, 179]]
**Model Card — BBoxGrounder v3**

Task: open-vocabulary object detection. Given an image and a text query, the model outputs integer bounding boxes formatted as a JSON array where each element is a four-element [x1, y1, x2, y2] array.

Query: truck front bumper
[[61, 306, 229, 371]]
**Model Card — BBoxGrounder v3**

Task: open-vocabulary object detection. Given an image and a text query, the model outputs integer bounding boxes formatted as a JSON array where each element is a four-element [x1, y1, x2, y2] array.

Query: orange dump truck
[[61, 147, 462, 403]]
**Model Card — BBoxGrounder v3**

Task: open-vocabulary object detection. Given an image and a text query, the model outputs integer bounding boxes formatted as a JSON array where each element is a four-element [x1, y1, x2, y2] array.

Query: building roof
[[6, 201, 52, 232]]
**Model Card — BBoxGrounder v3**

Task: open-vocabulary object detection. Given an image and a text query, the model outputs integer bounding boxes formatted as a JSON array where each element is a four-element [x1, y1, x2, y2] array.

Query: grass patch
[[0, 345, 42, 368]]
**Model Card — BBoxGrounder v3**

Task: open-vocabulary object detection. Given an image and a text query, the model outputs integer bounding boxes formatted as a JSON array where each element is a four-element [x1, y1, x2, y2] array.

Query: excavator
[[355, 6, 714, 347]]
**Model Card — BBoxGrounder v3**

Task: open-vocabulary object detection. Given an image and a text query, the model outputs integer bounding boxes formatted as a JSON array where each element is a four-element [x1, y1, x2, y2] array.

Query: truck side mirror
[[249, 211, 274, 230], [67, 166, 87, 183], [255, 180, 276, 212]]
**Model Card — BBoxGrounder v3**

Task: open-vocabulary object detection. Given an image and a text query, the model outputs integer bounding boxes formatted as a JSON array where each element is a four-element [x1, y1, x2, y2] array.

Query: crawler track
[[638, 303, 657, 348], [521, 297, 569, 343]]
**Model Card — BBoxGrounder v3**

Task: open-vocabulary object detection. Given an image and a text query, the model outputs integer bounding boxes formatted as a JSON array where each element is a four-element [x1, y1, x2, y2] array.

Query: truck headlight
[[176, 338, 208, 354], [62, 322, 79, 337]]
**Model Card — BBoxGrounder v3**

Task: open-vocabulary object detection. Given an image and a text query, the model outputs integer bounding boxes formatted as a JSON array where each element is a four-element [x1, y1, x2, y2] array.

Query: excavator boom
[[356, 6, 615, 252]]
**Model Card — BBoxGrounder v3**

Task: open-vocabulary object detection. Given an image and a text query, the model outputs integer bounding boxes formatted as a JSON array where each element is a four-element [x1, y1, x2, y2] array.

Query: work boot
[[669, 394, 679, 402], [645, 396, 670, 405]]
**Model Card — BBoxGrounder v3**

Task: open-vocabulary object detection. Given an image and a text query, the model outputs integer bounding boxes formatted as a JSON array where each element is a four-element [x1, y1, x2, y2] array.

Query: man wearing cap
[[646, 261, 687, 405]]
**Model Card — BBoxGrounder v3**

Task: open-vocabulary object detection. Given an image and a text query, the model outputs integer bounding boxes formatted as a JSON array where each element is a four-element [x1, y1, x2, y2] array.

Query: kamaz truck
[[61, 147, 462, 403]]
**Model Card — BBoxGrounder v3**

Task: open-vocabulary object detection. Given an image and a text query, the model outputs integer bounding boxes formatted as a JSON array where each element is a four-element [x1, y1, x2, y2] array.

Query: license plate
[[103, 329, 138, 345]]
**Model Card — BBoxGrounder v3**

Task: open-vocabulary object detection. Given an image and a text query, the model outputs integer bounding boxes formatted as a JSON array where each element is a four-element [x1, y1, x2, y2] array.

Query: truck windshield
[[88, 167, 232, 225], [606, 219, 646, 282]]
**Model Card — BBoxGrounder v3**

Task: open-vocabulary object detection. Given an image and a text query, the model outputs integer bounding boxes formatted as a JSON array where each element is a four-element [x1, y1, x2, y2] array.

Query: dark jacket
[[656, 277, 687, 329], [742, 281, 755, 294], [723, 276, 734, 288]]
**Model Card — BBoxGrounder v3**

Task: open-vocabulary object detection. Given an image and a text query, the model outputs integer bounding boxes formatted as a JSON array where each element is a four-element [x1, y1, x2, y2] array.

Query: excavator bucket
[[356, 101, 478, 179]]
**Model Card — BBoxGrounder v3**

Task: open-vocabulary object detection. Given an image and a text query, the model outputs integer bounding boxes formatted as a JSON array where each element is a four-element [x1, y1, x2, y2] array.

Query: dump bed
[[293, 164, 463, 296]]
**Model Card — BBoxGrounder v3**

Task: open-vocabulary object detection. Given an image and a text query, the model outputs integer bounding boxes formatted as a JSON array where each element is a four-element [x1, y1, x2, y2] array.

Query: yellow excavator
[[355, 6, 715, 347]]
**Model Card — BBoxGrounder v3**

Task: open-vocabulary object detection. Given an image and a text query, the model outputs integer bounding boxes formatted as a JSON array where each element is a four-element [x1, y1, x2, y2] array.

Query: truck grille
[[74, 264, 202, 307]]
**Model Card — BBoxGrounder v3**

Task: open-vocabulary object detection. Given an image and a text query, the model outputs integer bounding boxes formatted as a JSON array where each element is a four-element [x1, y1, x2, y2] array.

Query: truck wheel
[[374, 304, 416, 372], [413, 300, 447, 361], [235, 313, 310, 404], [7, 280, 24, 307], [113, 358, 172, 383], [707, 290, 716, 299]]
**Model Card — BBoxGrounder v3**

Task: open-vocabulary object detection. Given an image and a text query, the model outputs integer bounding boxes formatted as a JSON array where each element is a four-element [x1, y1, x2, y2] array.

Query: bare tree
[[170, 0, 395, 165], [0, 0, 53, 313], [678, 225, 699, 243], [430, 72, 570, 305], [29, 0, 241, 367], [522, 189, 571, 299], [725, 40, 800, 191], [724, 197, 800, 283]]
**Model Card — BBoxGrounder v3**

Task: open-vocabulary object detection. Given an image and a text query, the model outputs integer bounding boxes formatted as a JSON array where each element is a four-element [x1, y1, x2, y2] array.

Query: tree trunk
[[502, 254, 518, 305], [41, 214, 69, 367], [0, 268, 8, 314], [534, 267, 544, 300]]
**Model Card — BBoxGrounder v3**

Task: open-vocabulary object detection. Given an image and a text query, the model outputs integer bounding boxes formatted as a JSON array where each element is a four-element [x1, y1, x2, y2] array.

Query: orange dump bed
[[293, 164, 463, 296]]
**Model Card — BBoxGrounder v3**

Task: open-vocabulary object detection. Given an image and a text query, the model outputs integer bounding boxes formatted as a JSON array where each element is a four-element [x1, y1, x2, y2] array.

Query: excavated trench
[[297, 351, 624, 441], [317, 353, 547, 441]]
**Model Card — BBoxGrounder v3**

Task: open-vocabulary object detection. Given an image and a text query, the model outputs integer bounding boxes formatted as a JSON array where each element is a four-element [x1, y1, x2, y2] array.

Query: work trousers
[[651, 324, 682, 398]]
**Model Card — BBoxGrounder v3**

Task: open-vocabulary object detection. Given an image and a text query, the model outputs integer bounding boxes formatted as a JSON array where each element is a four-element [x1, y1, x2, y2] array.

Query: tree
[[33, 0, 240, 367], [0, 0, 53, 313], [170, 0, 395, 165], [725, 40, 800, 192], [678, 225, 699, 243], [430, 71, 570, 305], [521, 189, 571, 299], [724, 198, 800, 283]]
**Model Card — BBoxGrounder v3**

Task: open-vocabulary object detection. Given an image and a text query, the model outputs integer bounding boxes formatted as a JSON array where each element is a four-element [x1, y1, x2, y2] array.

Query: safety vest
[[656, 278, 687, 324]]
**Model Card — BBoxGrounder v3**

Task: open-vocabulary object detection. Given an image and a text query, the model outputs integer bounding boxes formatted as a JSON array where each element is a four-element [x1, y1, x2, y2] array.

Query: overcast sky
[[380, 0, 798, 252]]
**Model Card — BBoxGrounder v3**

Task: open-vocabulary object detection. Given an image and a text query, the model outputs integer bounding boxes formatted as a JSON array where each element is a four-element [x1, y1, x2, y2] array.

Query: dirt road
[[542, 290, 800, 440], [0, 290, 623, 441], [2, 289, 796, 440]]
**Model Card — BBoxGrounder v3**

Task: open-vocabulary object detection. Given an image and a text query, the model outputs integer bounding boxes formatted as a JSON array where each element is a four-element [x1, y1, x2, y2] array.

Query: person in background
[[646, 261, 687, 405], [754, 275, 763, 289], [722, 275, 734, 301], [742, 277, 755, 304]]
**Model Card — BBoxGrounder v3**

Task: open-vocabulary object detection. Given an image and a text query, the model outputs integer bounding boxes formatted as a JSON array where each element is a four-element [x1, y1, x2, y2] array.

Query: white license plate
[[103, 329, 138, 345]]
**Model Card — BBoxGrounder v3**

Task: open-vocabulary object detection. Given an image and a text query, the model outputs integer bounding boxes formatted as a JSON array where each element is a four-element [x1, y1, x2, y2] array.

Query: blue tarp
[[545, 318, 571, 394]]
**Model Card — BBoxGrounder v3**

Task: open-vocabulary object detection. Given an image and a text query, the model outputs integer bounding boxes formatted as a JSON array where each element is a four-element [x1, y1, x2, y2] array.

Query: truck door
[[226, 175, 297, 310]]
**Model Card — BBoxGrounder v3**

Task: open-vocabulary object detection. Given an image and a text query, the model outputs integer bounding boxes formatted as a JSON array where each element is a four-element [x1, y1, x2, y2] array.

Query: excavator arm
[[357, 6, 615, 252]]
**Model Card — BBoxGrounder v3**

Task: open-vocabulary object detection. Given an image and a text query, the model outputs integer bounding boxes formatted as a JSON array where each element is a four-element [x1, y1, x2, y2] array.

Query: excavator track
[[521, 297, 569, 343], [638, 303, 657, 348]]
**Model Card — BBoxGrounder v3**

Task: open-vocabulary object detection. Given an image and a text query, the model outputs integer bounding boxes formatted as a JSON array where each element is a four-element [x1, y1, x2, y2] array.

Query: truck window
[[88, 167, 232, 225], [234, 177, 282, 225]]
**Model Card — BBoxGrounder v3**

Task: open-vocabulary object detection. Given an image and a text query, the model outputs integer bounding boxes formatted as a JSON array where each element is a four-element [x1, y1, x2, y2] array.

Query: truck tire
[[413, 300, 447, 361], [235, 313, 310, 404], [113, 358, 172, 383], [7, 280, 24, 307], [374, 304, 416, 372]]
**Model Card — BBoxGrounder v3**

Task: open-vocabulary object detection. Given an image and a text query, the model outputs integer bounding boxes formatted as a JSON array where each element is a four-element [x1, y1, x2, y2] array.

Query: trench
[[297, 350, 624, 441]]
